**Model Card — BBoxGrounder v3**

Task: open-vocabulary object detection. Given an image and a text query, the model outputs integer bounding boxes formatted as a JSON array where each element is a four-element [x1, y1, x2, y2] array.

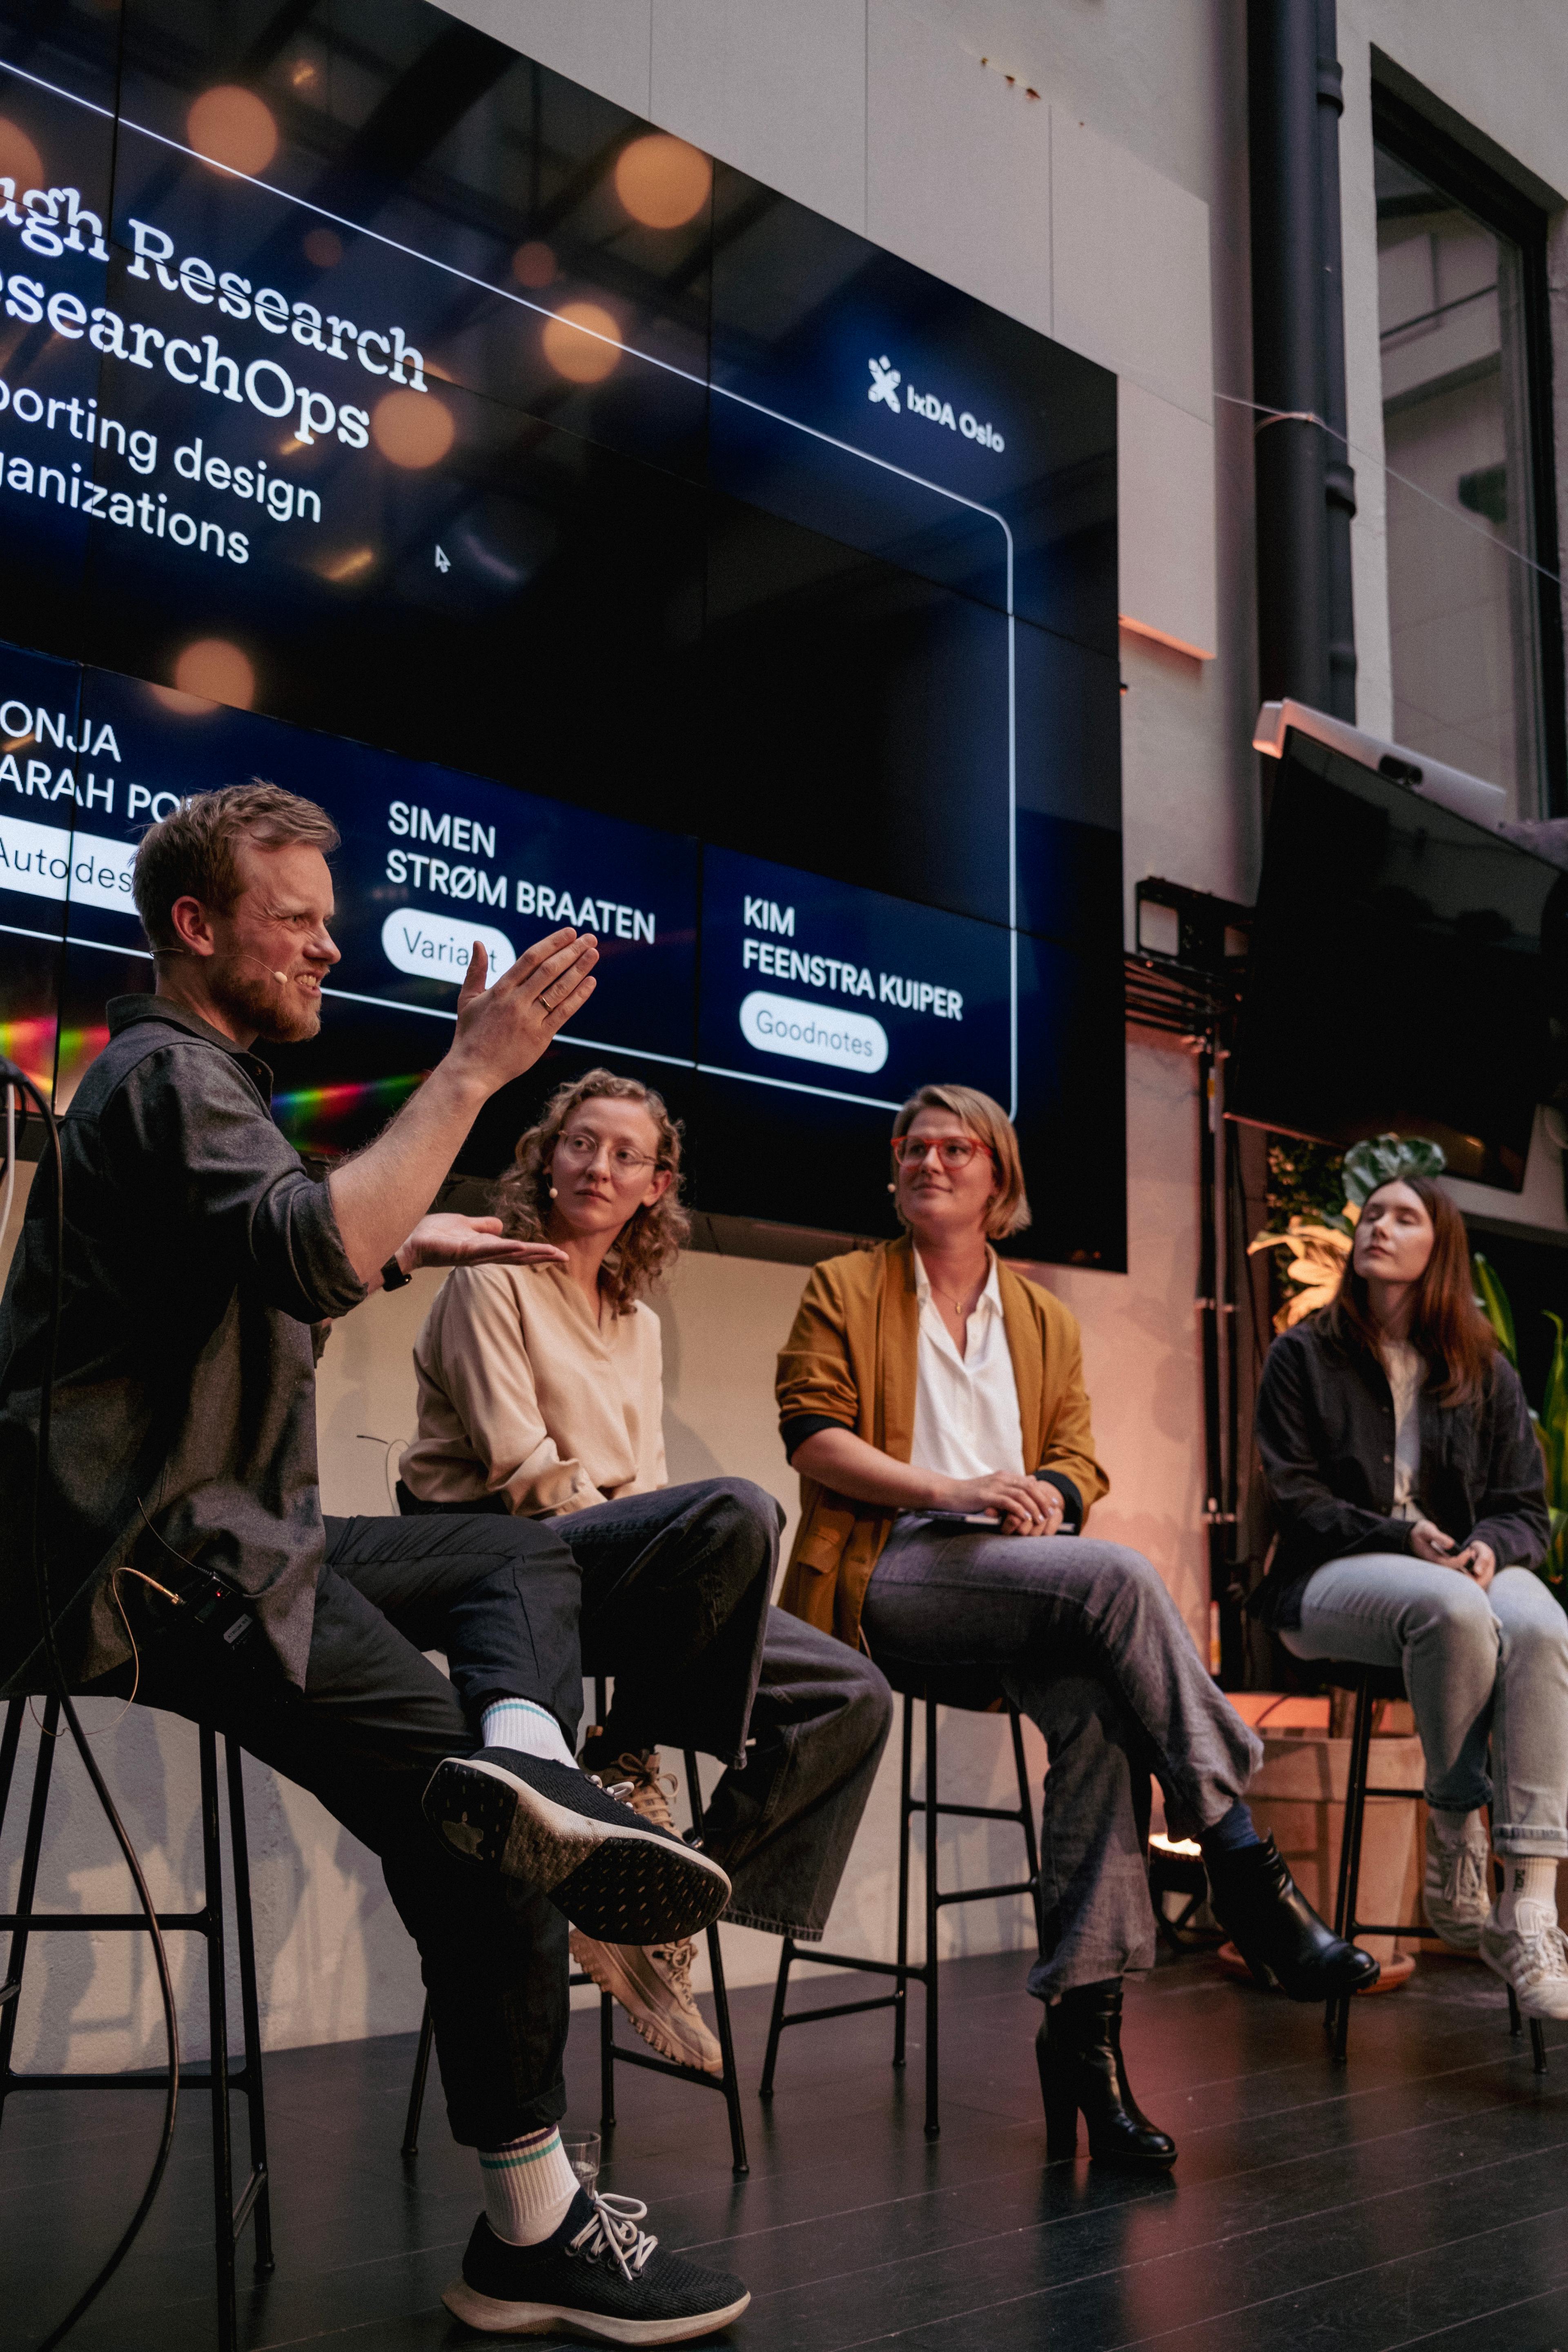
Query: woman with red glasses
[[776, 1083, 1376, 2173]]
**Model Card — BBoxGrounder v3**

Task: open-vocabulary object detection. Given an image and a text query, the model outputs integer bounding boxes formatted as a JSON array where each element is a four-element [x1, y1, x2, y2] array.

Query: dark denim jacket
[[0, 997, 365, 1695], [1252, 1313, 1550, 1633]]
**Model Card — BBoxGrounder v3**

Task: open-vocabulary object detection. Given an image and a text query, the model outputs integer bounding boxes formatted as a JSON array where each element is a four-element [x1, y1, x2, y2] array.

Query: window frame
[[1371, 81, 1566, 816]]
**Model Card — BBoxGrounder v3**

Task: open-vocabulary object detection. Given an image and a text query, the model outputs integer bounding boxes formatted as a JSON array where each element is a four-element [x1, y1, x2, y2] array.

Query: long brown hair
[[1320, 1175, 1496, 1406], [489, 1068, 690, 1317]]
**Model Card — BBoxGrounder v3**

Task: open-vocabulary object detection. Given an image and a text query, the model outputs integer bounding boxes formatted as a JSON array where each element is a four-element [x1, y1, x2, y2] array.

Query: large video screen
[[1232, 731, 1559, 1188], [0, 0, 1125, 1265]]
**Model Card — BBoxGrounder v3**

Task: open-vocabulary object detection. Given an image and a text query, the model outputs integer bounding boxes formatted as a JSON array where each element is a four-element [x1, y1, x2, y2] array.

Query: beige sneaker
[[570, 1751, 724, 2075], [571, 1927, 724, 2074], [1480, 1898, 1568, 2020], [1423, 1813, 1491, 1953]]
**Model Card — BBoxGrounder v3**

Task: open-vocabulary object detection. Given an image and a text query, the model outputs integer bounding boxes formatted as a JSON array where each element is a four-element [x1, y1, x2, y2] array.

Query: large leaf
[[1342, 1132, 1448, 1206], [1473, 1253, 1518, 1365]]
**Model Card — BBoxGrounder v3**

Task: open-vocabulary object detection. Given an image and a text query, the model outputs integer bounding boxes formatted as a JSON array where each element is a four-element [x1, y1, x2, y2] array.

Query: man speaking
[[0, 782, 748, 2343]]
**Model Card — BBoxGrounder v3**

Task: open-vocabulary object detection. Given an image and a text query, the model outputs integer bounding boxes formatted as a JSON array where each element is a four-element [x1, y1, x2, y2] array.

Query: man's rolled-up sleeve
[[117, 1043, 367, 1323]]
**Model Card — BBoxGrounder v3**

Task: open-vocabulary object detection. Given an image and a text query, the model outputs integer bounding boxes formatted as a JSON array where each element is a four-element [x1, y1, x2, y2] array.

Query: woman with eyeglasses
[[777, 1083, 1377, 2172], [400, 1067, 892, 2080]]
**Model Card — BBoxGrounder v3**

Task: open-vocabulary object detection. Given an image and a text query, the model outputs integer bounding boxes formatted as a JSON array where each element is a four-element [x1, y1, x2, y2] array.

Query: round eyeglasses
[[891, 1134, 991, 1170], [556, 1129, 659, 1176]]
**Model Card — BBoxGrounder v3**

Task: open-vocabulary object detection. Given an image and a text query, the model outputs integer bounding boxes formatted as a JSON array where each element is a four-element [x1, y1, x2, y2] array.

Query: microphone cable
[[0, 1058, 181, 2351]]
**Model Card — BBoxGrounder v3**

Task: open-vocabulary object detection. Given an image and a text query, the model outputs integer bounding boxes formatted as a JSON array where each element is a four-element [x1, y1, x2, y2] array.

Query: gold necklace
[[930, 1268, 987, 1320]]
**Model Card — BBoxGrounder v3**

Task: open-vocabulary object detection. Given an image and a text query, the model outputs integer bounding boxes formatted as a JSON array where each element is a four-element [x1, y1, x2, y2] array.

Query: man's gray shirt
[[0, 995, 366, 1696]]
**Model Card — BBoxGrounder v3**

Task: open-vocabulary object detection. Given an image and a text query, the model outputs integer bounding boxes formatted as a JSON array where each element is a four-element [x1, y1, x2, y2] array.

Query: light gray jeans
[[1281, 1555, 1568, 1855]]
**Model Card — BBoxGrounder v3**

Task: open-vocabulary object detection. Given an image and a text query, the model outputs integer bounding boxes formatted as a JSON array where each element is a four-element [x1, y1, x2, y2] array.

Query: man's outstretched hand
[[383, 1214, 568, 1287], [449, 928, 598, 1095], [327, 928, 597, 1292]]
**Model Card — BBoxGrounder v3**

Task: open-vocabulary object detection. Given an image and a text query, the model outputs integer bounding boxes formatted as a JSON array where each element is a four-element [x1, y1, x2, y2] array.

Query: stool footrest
[[608, 2040, 737, 2096], [772, 1991, 904, 2031], [0, 1909, 210, 1933], [777, 1947, 909, 1982], [935, 1879, 1035, 1908], [906, 1800, 1029, 1827]]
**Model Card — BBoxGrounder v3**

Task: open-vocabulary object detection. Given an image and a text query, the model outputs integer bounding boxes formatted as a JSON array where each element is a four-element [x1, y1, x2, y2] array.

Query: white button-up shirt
[[909, 1248, 1027, 1481]]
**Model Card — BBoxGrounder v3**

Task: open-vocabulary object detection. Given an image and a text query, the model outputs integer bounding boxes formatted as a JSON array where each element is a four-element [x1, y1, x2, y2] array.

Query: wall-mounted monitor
[[0, 0, 1125, 1266], [1232, 728, 1561, 1188]]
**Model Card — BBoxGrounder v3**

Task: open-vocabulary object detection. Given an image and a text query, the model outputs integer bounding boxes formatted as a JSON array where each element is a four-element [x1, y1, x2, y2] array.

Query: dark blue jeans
[[860, 1517, 1263, 1997]]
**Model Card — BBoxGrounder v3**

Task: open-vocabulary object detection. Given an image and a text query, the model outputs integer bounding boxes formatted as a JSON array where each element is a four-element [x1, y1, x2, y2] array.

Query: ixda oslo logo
[[866, 355, 1004, 451]]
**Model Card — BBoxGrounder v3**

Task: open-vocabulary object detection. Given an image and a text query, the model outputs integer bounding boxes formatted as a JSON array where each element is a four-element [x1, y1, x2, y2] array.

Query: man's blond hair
[[133, 780, 339, 951]]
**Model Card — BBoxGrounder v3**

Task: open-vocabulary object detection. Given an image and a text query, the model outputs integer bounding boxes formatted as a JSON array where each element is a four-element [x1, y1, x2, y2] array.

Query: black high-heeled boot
[[1037, 1980, 1177, 2170], [1204, 1835, 1381, 2001]]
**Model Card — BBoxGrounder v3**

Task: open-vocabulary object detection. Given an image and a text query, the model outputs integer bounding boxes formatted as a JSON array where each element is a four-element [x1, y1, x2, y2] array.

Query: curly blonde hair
[[490, 1068, 689, 1316]]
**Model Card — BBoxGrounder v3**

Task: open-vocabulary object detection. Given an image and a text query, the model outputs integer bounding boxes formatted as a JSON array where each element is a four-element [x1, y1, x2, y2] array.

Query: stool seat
[[0, 1694, 274, 2352]]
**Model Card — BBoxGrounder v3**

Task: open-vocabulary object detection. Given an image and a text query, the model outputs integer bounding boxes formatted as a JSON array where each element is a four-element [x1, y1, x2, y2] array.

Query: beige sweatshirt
[[400, 1262, 666, 1517]]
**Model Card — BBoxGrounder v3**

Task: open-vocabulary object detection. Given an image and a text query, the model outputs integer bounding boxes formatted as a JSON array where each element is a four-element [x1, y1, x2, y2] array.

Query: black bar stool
[[0, 1693, 274, 2352], [401, 1727, 749, 2179], [1323, 1661, 1547, 2073], [760, 1688, 1043, 2138]]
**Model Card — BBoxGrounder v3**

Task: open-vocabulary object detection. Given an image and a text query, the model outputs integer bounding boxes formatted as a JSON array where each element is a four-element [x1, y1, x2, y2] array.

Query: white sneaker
[[1480, 1899, 1568, 2020], [1423, 1814, 1491, 1953]]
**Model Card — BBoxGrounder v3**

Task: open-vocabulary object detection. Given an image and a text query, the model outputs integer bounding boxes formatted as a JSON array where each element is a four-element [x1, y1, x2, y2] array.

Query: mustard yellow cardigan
[[775, 1236, 1109, 1651]]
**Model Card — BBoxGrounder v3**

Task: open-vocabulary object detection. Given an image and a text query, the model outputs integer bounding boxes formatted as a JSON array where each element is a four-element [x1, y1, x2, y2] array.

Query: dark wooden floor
[[5, 1943, 1568, 2350]]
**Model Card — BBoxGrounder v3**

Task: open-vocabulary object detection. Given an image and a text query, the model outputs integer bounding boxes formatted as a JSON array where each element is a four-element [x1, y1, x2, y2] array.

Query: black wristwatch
[[381, 1255, 412, 1291]]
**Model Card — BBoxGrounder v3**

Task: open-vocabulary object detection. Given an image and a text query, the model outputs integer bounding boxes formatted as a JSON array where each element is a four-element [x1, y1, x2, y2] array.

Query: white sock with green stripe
[[479, 2124, 579, 2245], [479, 1698, 577, 1772]]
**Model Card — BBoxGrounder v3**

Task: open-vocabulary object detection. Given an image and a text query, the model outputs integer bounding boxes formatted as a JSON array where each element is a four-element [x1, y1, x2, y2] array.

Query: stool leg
[[199, 1726, 238, 2352], [923, 1697, 940, 2140], [893, 1694, 914, 2071], [401, 1997, 436, 2158], [1530, 2017, 1549, 2074], [1328, 1679, 1374, 2066], [224, 1738, 274, 2274], [1009, 1708, 1045, 1953], [1508, 1982, 1523, 2038], [0, 1697, 61, 2121], [759, 1938, 795, 2100], [683, 1751, 747, 2179], [599, 1991, 616, 2127], [0, 1694, 24, 1834]]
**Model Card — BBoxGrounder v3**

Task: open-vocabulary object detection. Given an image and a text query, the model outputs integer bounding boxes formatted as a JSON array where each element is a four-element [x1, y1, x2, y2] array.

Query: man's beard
[[219, 958, 323, 1044]]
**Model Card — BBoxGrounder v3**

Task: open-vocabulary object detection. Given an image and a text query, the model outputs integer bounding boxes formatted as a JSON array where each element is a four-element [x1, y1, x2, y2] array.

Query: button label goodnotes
[[739, 989, 889, 1073]]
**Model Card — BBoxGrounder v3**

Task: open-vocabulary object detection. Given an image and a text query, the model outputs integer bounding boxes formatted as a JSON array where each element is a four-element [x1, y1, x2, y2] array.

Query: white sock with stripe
[[480, 1697, 577, 1772], [478, 2124, 580, 2245]]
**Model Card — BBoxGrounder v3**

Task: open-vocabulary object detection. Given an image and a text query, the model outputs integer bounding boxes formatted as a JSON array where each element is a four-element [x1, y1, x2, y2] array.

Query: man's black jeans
[[98, 1477, 888, 2150], [104, 1509, 583, 2149]]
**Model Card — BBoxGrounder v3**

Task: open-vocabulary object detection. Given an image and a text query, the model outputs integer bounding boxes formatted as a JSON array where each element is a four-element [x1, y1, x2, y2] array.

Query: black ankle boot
[[1204, 1835, 1381, 2001], [1037, 1980, 1177, 2170]]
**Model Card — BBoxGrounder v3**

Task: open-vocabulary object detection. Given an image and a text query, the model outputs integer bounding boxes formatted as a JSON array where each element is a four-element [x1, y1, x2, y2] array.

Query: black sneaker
[[443, 2191, 750, 2342], [422, 1748, 732, 1944]]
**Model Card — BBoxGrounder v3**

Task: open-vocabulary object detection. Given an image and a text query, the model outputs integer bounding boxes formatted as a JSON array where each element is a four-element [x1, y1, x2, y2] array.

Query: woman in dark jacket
[[1254, 1174, 1568, 2018]]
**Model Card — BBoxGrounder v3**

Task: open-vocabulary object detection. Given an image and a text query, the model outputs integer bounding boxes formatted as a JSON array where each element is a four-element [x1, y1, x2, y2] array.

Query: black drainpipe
[[1247, 0, 1357, 719]]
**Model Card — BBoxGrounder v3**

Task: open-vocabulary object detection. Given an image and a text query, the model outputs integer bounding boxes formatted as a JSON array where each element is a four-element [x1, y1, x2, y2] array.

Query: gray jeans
[[1281, 1555, 1568, 1856], [860, 1518, 1264, 1997]]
